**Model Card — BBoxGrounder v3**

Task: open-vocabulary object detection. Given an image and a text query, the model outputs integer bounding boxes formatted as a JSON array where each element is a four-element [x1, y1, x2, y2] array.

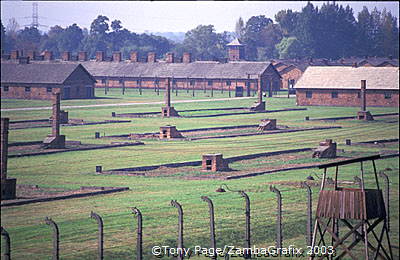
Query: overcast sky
[[1, 1, 399, 33]]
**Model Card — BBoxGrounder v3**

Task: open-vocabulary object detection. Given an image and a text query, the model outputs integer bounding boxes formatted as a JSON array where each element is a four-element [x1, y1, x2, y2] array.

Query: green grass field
[[1, 89, 399, 259]]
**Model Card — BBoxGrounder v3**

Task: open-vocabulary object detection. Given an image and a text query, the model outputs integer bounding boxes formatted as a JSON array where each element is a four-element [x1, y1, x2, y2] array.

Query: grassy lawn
[[1, 93, 399, 259]]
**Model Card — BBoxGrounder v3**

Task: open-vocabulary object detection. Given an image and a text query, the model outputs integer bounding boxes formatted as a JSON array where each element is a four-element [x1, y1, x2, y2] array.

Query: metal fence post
[[171, 200, 184, 260], [379, 171, 390, 232], [131, 207, 143, 260], [90, 211, 104, 260], [302, 182, 313, 246], [1, 226, 11, 260], [45, 217, 59, 260], [201, 196, 217, 260], [270, 186, 282, 248]]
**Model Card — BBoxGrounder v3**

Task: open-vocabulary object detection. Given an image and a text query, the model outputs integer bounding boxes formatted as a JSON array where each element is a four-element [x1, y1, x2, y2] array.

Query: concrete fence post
[[131, 207, 143, 260], [1, 226, 11, 260], [379, 171, 390, 232], [90, 211, 104, 260], [45, 217, 59, 260], [201, 196, 217, 260], [240, 191, 251, 259], [171, 200, 184, 260], [270, 186, 282, 248], [302, 182, 313, 246]]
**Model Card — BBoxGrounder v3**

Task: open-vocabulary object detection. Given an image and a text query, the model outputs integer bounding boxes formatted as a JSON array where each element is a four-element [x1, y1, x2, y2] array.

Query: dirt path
[[1, 97, 254, 111]]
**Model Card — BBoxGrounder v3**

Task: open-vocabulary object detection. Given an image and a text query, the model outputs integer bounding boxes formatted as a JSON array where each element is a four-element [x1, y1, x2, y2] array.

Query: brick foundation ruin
[[43, 92, 66, 148], [1, 118, 17, 200], [357, 80, 374, 121], [257, 119, 277, 131], [162, 78, 179, 118], [202, 154, 229, 171], [159, 126, 184, 139], [312, 139, 337, 158]]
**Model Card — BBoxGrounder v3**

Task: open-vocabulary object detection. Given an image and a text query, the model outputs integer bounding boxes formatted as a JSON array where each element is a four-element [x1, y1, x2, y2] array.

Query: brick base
[[202, 154, 229, 171], [43, 135, 66, 149], [249, 102, 265, 111], [357, 111, 374, 121], [160, 126, 183, 139], [312, 140, 337, 158], [161, 107, 179, 117], [258, 119, 277, 131], [1, 178, 17, 200]]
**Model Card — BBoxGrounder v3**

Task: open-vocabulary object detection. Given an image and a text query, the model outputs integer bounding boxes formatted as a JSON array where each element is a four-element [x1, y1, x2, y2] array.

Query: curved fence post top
[[131, 207, 142, 216], [90, 211, 103, 222]]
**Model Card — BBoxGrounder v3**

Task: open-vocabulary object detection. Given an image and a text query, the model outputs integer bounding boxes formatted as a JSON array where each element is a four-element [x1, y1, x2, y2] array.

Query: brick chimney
[[44, 51, 53, 61], [10, 50, 19, 60], [61, 51, 71, 61], [147, 52, 156, 63], [96, 51, 105, 62], [130, 51, 138, 62], [182, 52, 192, 63], [26, 50, 36, 60], [78, 51, 87, 61], [112, 51, 122, 62], [166, 52, 174, 63]]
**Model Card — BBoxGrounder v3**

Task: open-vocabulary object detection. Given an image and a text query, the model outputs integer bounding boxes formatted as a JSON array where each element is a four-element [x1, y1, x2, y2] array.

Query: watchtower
[[310, 155, 393, 259]]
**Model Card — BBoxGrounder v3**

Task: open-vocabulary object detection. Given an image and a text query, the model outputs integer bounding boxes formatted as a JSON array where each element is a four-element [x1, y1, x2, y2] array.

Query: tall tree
[[181, 24, 230, 61], [275, 9, 299, 36], [242, 15, 273, 60], [58, 23, 83, 52], [16, 27, 41, 51], [275, 36, 304, 59], [234, 17, 245, 40], [292, 2, 319, 57]]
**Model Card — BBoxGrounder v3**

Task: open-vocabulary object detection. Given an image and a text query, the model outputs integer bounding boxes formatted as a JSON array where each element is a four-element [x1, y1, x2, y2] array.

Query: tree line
[[1, 2, 398, 61]]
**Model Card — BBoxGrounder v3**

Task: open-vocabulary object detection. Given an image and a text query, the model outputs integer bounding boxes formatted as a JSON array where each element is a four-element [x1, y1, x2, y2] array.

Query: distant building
[[294, 66, 399, 107], [271, 57, 399, 91], [1, 60, 96, 100], [2, 44, 282, 96]]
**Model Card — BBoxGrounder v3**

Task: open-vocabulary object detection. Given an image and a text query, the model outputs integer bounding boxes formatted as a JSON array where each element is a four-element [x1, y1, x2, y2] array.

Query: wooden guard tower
[[310, 154, 393, 260]]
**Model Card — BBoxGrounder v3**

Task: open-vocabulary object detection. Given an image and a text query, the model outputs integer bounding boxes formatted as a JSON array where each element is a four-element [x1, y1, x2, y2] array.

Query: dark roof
[[33, 60, 274, 79], [271, 58, 330, 72], [1, 63, 95, 84]]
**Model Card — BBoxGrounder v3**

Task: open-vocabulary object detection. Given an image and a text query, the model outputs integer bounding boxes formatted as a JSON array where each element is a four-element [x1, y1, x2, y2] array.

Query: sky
[[1, 1, 399, 33]]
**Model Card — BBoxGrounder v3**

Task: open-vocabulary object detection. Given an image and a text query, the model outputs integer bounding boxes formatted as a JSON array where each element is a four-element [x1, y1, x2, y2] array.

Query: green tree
[[90, 15, 110, 35], [111, 20, 122, 32], [40, 25, 64, 56], [259, 23, 283, 59], [242, 15, 273, 60], [275, 36, 304, 59], [275, 9, 299, 36], [58, 23, 83, 52], [181, 25, 230, 60], [234, 17, 245, 40], [292, 2, 319, 57], [16, 26, 41, 51]]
